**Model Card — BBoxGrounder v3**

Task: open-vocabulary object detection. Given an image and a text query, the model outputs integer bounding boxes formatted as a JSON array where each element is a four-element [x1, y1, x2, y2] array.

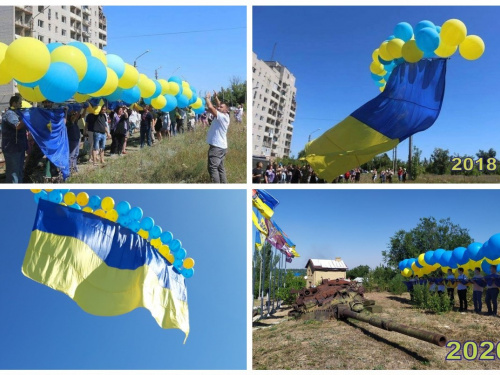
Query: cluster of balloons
[[370, 19, 485, 91], [399, 233, 500, 278], [0, 37, 206, 114], [30, 189, 195, 278]]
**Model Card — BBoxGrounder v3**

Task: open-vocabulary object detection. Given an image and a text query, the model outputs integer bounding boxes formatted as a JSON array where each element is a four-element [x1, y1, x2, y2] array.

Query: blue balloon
[[415, 27, 440, 53], [67, 41, 92, 57], [168, 76, 183, 85], [175, 248, 187, 260], [88, 195, 101, 210], [16, 79, 40, 88], [176, 94, 189, 108], [182, 268, 194, 278], [164, 94, 177, 111], [152, 80, 162, 98], [160, 231, 173, 245], [451, 247, 467, 266], [188, 92, 198, 105], [481, 259, 492, 275], [59, 189, 70, 194], [70, 203, 81, 210], [468, 242, 483, 261], [371, 73, 384, 81], [414, 259, 423, 269], [378, 56, 392, 65], [387, 35, 395, 41], [172, 266, 181, 275], [47, 42, 64, 53], [486, 234, 500, 260], [150, 225, 162, 239], [442, 251, 457, 269], [398, 260, 406, 271], [78, 56, 107, 94], [48, 190, 63, 204], [436, 26, 441, 34], [116, 215, 127, 226], [34, 191, 48, 203], [424, 251, 435, 265], [393, 57, 405, 66], [116, 201, 131, 216], [374, 80, 385, 87], [170, 239, 182, 253], [394, 22, 413, 42], [173, 259, 183, 269], [433, 249, 446, 265], [194, 106, 205, 115], [143, 96, 152, 105], [105, 87, 123, 102], [106, 54, 125, 79], [39, 62, 79, 103], [129, 206, 143, 221], [121, 86, 141, 105], [414, 20, 436, 34], [129, 220, 141, 233], [140, 216, 154, 231], [383, 72, 391, 82]]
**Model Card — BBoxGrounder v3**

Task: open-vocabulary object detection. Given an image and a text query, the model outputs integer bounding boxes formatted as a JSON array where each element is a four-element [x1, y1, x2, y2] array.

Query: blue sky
[[0, 189, 246, 370], [253, 189, 500, 270], [104, 6, 247, 95], [253, 6, 500, 159]]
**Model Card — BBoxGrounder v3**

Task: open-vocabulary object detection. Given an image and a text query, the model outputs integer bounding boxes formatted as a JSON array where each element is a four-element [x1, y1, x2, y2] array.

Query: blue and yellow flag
[[305, 59, 447, 181], [252, 189, 279, 219], [18, 108, 70, 179], [22, 200, 189, 340]]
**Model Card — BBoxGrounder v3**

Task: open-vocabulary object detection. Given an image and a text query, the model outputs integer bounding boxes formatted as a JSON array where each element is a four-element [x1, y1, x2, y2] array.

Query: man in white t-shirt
[[205, 90, 230, 183]]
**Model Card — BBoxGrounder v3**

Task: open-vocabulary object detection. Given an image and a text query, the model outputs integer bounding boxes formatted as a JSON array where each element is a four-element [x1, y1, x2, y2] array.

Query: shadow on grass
[[344, 319, 431, 363], [387, 296, 414, 306]]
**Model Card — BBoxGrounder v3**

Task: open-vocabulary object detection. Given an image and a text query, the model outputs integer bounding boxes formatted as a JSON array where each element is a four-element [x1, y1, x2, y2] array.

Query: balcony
[[82, 19, 90, 26], [262, 141, 272, 148], [82, 6, 91, 15]]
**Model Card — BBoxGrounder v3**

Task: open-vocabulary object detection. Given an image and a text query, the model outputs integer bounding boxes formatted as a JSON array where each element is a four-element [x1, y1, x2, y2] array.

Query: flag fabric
[[252, 210, 268, 235], [272, 219, 299, 258], [305, 59, 447, 181], [252, 189, 279, 219], [264, 218, 288, 251], [254, 189, 279, 211], [18, 108, 70, 179], [22, 200, 190, 340], [255, 230, 266, 251]]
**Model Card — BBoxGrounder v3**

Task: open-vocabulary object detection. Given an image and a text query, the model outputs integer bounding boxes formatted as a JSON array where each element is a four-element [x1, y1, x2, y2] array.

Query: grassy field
[[54, 115, 244, 183], [253, 291, 500, 370]]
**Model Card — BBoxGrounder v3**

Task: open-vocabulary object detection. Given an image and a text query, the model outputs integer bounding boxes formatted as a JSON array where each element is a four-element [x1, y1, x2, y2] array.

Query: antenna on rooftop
[[270, 42, 277, 61]]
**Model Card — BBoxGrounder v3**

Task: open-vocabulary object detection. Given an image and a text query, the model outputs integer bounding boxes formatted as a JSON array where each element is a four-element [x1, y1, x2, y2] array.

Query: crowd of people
[[252, 162, 410, 184], [1, 93, 244, 183], [406, 265, 500, 315]]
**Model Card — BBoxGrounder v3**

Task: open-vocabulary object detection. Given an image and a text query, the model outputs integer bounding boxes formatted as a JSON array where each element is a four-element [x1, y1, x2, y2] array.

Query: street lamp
[[133, 49, 150, 68], [154, 66, 162, 79], [308, 128, 321, 142]]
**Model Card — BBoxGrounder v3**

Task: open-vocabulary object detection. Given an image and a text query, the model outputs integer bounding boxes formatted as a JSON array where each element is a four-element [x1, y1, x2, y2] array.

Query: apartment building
[[0, 5, 107, 105], [252, 52, 297, 160]]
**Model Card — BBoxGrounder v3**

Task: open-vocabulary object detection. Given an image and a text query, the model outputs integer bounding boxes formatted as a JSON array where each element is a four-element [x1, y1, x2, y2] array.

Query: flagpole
[[260, 242, 265, 320]]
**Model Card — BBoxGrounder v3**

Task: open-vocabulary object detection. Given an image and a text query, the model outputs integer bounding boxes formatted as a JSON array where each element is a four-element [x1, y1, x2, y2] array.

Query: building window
[[253, 91, 257, 99], [55, 26, 58, 32], [48, 38, 51, 43], [252, 67, 256, 73], [37, 35, 44, 42], [265, 89, 269, 93], [37, 20, 44, 27], [61, 6, 66, 9], [55, 12, 59, 19], [257, 135, 261, 140], [38, 6, 44, 12], [61, 16, 66, 23], [260, 116, 264, 121], [48, 23, 51, 31], [263, 98, 268, 103], [62, 29, 67, 36]]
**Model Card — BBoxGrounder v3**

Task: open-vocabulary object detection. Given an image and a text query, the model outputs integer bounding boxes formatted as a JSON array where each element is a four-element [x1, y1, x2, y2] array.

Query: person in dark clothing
[[291, 165, 301, 183], [252, 162, 263, 183], [66, 109, 82, 174], [112, 106, 128, 155], [140, 105, 154, 148], [1, 95, 26, 183]]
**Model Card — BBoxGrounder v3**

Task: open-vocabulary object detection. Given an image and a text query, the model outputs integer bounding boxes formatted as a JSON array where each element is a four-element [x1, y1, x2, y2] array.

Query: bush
[[388, 274, 407, 295], [412, 284, 452, 313]]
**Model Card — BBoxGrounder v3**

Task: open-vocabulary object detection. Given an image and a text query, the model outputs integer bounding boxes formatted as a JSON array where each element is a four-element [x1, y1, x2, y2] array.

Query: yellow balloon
[[159, 245, 170, 258], [183, 87, 193, 100], [73, 92, 90, 103], [378, 41, 393, 61], [45, 189, 53, 192], [50, 45, 87, 81], [94, 209, 106, 218], [137, 74, 156, 98], [379, 86, 385, 92], [17, 85, 46, 102], [0, 61, 13, 85], [101, 196, 115, 211], [440, 19, 467, 46], [158, 79, 169, 95], [60, 203, 67, 206], [31, 189, 42, 193], [76, 192, 89, 206], [387, 38, 405, 59], [402, 40, 424, 63], [371, 48, 379, 62], [117, 63, 139, 89], [417, 253, 428, 267], [138, 229, 149, 240], [89, 68, 118, 97], [370, 61, 385, 75], [181, 81, 190, 89], [84, 42, 107, 65], [434, 42, 457, 58], [105, 209, 118, 222], [166, 82, 180, 96], [82, 206, 93, 213], [4, 37, 50, 83], [64, 192, 76, 206], [151, 238, 161, 249], [183, 258, 195, 269], [191, 97, 202, 109], [0, 42, 7, 61], [166, 252, 175, 264], [151, 95, 166, 109], [459, 35, 485, 61]]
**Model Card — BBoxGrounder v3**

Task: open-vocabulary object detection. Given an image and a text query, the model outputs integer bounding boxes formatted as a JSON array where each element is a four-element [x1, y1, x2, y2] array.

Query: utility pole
[[408, 136, 413, 180]]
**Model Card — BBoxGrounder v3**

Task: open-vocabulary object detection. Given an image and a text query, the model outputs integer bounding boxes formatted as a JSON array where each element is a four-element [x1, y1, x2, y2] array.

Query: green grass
[[68, 115, 246, 183]]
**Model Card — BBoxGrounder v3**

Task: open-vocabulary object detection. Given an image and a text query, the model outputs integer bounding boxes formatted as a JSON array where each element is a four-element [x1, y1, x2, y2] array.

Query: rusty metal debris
[[288, 279, 446, 347]]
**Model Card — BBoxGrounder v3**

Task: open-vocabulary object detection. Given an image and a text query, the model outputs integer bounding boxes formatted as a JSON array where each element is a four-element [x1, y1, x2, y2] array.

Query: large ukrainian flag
[[305, 59, 447, 181], [22, 200, 189, 340]]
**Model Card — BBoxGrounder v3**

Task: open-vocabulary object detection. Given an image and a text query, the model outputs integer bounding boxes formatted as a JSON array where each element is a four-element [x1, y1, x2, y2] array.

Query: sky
[[253, 6, 500, 159], [0, 189, 246, 370], [104, 6, 247, 95], [252, 189, 500, 270]]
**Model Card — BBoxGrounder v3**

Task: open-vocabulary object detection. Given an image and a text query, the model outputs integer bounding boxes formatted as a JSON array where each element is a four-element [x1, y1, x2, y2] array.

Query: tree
[[218, 76, 247, 109], [427, 148, 451, 175], [476, 148, 498, 175], [382, 217, 474, 268], [409, 146, 425, 180], [253, 243, 280, 298], [276, 271, 306, 304], [346, 265, 370, 280]]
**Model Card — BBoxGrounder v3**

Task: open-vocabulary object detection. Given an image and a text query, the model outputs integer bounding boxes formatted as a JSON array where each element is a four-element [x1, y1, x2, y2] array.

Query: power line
[[109, 26, 246, 39]]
